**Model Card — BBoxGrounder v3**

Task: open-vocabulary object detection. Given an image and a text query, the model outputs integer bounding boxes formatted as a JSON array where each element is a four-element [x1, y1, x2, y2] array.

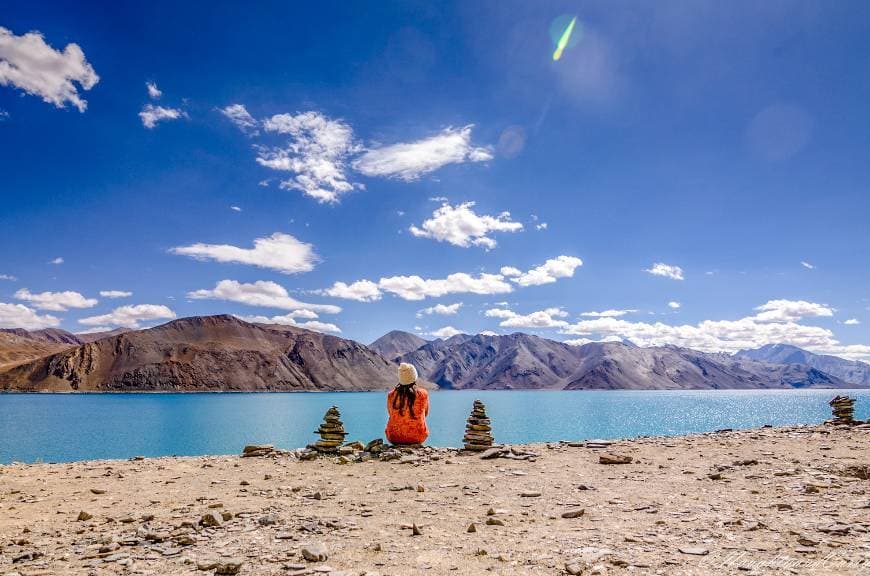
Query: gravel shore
[[1, 424, 868, 575]]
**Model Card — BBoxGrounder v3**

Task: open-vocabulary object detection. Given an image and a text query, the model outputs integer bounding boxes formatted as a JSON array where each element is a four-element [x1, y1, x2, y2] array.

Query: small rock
[[485, 518, 504, 526], [561, 509, 585, 519], [258, 514, 278, 526], [520, 491, 541, 498], [411, 523, 422, 536], [599, 454, 632, 465], [678, 546, 709, 556], [301, 542, 328, 562], [90, 488, 106, 495], [467, 523, 477, 533], [77, 511, 93, 521], [200, 512, 223, 528]]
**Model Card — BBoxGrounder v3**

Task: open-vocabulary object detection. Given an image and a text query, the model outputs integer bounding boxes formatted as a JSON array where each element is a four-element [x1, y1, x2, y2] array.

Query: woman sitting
[[385, 363, 429, 445]]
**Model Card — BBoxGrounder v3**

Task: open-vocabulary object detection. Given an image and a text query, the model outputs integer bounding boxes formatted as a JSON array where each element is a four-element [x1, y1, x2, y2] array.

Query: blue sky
[[1, 1, 869, 359]]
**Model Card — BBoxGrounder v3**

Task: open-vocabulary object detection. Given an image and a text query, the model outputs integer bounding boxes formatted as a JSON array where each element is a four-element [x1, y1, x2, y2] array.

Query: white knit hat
[[398, 362, 418, 385]]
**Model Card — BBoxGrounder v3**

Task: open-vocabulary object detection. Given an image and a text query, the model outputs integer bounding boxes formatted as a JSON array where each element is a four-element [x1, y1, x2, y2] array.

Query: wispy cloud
[[79, 304, 176, 329], [220, 103, 259, 135], [99, 290, 132, 298], [146, 81, 162, 99], [139, 104, 186, 129], [417, 302, 463, 317], [580, 309, 636, 318], [485, 307, 569, 328], [257, 111, 362, 203], [188, 279, 340, 314], [324, 255, 582, 302], [801, 261, 815, 270], [352, 126, 492, 181], [170, 232, 317, 275], [645, 262, 684, 280], [14, 288, 97, 311]]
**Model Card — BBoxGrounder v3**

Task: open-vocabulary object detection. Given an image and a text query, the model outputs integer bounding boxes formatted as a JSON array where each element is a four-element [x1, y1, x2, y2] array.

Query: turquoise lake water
[[1, 389, 867, 463]]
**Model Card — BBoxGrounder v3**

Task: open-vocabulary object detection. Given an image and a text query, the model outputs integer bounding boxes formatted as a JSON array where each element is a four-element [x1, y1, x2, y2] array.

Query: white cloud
[[324, 255, 582, 303], [801, 261, 815, 270], [0, 303, 60, 329], [668, 301, 681, 309], [0, 27, 99, 112], [511, 255, 583, 287], [430, 326, 464, 339], [78, 304, 176, 329], [99, 290, 132, 299], [844, 318, 860, 326], [408, 202, 523, 249], [139, 104, 185, 129], [564, 338, 595, 347], [258, 111, 362, 203], [230, 205, 242, 212], [146, 82, 162, 99], [14, 288, 97, 311], [0, 274, 16, 281], [485, 307, 569, 329], [479, 330, 498, 336], [0, 109, 8, 120], [378, 272, 512, 301], [320, 280, 382, 302], [536, 222, 548, 230], [49, 257, 64, 265], [645, 262, 684, 280], [352, 126, 492, 181], [236, 312, 340, 334], [170, 232, 317, 275], [417, 302, 463, 317], [220, 103, 258, 135], [751, 299, 833, 323], [580, 309, 636, 318], [76, 326, 112, 334], [188, 279, 340, 314], [559, 299, 870, 361]]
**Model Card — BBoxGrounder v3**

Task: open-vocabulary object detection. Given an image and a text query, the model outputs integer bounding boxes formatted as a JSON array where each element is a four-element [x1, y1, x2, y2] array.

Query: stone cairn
[[829, 395, 856, 425], [313, 406, 348, 453], [463, 399, 494, 451]]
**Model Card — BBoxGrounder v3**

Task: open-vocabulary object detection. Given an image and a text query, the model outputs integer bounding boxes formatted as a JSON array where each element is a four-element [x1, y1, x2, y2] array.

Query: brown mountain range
[[0, 315, 399, 392], [0, 321, 865, 392]]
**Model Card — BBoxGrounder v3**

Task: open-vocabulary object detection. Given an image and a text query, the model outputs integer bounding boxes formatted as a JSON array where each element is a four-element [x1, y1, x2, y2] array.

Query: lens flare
[[552, 16, 577, 61]]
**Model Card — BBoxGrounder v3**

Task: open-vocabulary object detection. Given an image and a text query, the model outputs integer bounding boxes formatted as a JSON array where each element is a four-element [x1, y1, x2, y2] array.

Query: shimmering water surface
[[1, 389, 867, 463]]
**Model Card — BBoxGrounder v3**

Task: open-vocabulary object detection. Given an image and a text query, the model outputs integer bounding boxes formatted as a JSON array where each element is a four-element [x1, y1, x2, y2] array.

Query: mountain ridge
[[0, 318, 866, 391]]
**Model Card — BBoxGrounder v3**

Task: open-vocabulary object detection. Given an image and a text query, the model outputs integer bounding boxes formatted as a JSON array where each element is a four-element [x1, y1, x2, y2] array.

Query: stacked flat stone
[[829, 395, 856, 425], [313, 406, 348, 452], [463, 400, 494, 451]]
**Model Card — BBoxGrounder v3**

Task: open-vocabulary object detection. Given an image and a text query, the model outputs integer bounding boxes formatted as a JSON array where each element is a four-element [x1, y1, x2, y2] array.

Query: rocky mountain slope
[[736, 343, 870, 387], [398, 332, 856, 390], [0, 315, 400, 392], [0, 327, 83, 345], [0, 332, 73, 371], [368, 330, 428, 361]]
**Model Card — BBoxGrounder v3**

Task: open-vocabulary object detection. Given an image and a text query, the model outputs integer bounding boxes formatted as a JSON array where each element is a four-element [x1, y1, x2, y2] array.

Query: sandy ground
[[1, 424, 868, 576]]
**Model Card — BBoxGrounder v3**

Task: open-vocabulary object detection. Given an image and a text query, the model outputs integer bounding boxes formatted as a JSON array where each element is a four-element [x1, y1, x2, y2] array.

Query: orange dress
[[385, 387, 430, 445]]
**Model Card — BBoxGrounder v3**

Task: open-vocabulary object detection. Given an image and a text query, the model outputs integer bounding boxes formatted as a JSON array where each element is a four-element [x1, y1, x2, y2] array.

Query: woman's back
[[385, 367, 429, 445]]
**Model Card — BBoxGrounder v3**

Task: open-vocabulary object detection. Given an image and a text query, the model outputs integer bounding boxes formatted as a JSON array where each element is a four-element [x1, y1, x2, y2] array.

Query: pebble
[[678, 546, 709, 556], [302, 542, 329, 562]]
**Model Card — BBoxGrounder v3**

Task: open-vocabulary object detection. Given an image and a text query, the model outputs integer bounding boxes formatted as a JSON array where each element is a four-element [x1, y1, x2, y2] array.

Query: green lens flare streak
[[552, 16, 577, 61]]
